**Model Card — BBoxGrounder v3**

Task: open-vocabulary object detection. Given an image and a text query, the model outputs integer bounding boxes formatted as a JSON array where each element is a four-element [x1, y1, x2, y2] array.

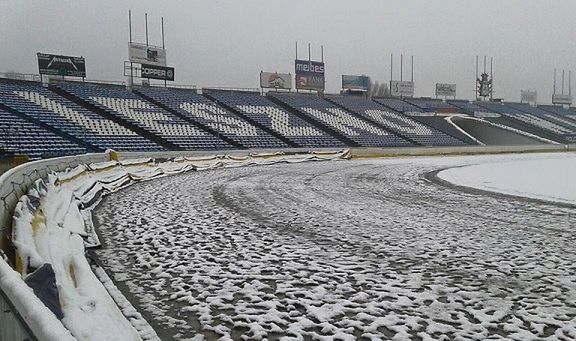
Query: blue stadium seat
[[135, 87, 289, 149], [55, 82, 232, 150], [374, 98, 423, 113], [0, 108, 86, 159], [478, 101, 576, 143], [405, 98, 457, 111], [270, 93, 411, 147], [448, 100, 491, 116], [328, 96, 465, 146], [0, 79, 163, 152], [206, 90, 345, 148]]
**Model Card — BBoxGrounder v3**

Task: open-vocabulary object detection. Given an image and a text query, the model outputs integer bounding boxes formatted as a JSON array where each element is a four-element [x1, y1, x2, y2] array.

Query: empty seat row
[[0, 79, 163, 152], [135, 87, 288, 149], [270, 93, 411, 147], [55, 82, 232, 151], [0, 109, 86, 159], [206, 90, 345, 148], [328, 96, 466, 146]]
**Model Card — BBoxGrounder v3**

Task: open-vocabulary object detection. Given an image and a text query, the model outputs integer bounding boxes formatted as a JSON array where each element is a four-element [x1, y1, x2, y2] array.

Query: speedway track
[[94, 155, 576, 341]]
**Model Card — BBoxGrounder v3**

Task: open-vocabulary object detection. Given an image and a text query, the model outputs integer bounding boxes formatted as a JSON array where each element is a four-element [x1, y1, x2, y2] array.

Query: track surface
[[94, 155, 576, 341]]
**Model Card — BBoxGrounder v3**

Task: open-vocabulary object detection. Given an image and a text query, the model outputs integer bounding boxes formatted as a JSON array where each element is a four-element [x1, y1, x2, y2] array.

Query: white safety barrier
[[0, 149, 350, 341]]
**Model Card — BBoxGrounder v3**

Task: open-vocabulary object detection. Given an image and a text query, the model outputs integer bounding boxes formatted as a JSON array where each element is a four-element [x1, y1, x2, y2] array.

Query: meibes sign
[[295, 59, 325, 91]]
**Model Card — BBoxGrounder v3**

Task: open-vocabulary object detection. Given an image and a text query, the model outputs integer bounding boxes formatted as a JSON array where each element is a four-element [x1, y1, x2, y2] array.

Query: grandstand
[[269, 93, 412, 147], [0, 79, 162, 152], [374, 97, 477, 144], [477, 101, 576, 143], [327, 95, 466, 146], [54, 82, 232, 150], [205, 90, 345, 148], [134, 86, 289, 149], [405, 97, 456, 112], [2, 76, 576, 160], [0, 108, 86, 159]]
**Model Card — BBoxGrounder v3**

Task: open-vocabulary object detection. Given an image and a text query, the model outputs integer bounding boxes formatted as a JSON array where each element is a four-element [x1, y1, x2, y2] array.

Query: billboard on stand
[[295, 59, 325, 91], [260, 72, 292, 90], [129, 42, 167, 66], [342, 75, 370, 91], [37, 53, 86, 77], [390, 80, 414, 97], [436, 83, 456, 97]]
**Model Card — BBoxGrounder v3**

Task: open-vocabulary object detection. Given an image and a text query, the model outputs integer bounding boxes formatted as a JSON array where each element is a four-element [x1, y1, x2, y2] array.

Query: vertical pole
[[562, 69, 565, 95], [400, 54, 403, 81], [129, 10, 133, 86], [295, 41, 298, 59], [390, 53, 393, 84], [490, 57, 493, 100], [483, 55, 486, 74], [554, 68, 557, 95], [411, 55, 414, 83], [295, 42, 298, 93], [308, 43, 311, 94], [161, 17, 165, 49], [570, 70, 572, 97], [475, 55, 478, 100], [321, 45, 325, 94], [145, 13, 149, 47], [162, 16, 166, 87]]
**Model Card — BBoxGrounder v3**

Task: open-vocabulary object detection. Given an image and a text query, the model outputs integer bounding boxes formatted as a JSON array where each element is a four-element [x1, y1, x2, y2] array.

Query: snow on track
[[438, 153, 576, 205], [94, 153, 576, 340]]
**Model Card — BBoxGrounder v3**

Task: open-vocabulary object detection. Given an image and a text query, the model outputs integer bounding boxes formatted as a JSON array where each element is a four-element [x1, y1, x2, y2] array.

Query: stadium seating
[[135, 87, 288, 149], [270, 93, 411, 147], [374, 98, 476, 144], [478, 101, 576, 143], [0, 79, 163, 152], [55, 82, 232, 150], [448, 100, 492, 116], [327, 95, 466, 146], [0, 108, 86, 159], [205, 90, 345, 148], [538, 105, 576, 127], [374, 98, 424, 113], [405, 98, 456, 111]]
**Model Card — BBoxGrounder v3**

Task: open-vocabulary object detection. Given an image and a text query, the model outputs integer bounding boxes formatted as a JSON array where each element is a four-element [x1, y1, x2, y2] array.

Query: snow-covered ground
[[93, 153, 576, 340], [438, 153, 576, 205]]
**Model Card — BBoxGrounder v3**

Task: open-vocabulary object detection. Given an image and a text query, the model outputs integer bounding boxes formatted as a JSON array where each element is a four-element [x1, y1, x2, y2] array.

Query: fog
[[1, 0, 574, 102]]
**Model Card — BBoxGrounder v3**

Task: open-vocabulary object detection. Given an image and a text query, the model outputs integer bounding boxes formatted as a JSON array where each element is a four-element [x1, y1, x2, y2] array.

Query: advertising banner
[[436, 83, 456, 97], [342, 75, 370, 91], [141, 64, 174, 81], [295, 59, 325, 91], [390, 80, 414, 97], [129, 42, 166, 66], [552, 94, 572, 105], [37, 53, 86, 77], [260, 72, 292, 89], [521, 90, 537, 103]]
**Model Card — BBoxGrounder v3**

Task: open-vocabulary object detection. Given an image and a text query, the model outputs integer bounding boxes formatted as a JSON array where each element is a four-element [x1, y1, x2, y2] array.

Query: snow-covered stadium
[[2, 2, 576, 341]]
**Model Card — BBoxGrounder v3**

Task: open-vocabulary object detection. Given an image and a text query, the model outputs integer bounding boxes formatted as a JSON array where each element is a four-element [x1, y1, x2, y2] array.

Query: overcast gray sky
[[1, 0, 575, 102]]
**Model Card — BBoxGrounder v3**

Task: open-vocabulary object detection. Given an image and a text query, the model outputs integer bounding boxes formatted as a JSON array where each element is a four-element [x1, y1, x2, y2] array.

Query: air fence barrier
[[0, 145, 574, 340], [0, 152, 109, 341]]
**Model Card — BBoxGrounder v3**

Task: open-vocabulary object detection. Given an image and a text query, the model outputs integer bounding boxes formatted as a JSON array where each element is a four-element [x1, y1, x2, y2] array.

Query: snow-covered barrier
[[0, 149, 350, 341]]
